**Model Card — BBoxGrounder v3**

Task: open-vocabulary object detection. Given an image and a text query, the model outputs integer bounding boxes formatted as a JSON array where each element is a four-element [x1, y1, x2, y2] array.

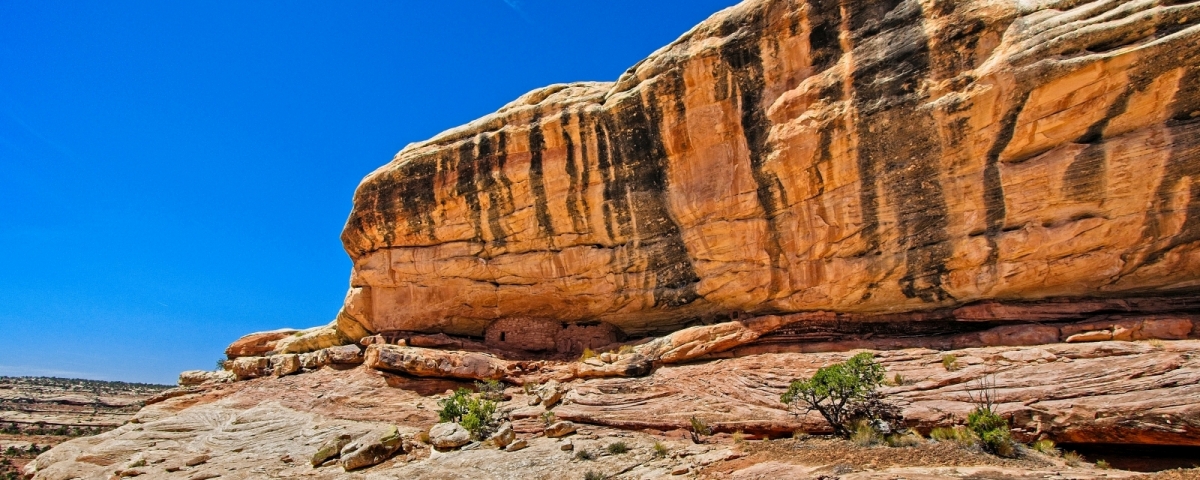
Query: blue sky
[[0, 1, 741, 384]]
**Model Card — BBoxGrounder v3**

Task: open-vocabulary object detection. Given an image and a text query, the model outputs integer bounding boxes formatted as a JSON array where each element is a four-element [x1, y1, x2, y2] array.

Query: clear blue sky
[[0, 1, 741, 384]]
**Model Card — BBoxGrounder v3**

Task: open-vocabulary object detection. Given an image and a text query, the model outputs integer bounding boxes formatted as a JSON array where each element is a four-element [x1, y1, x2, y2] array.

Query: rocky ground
[[0, 377, 171, 479], [22, 340, 1200, 479]]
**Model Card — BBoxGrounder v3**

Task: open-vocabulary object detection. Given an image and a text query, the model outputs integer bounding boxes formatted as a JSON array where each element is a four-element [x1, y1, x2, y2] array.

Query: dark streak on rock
[[848, 0, 953, 302], [561, 110, 588, 234], [983, 92, 1030, 265], [527, 114, 555, 240], [806, 0, 844, 72], [454, 139, 485, 244], [719, 11, 789, 298], [1142, 65, 1200, 266]]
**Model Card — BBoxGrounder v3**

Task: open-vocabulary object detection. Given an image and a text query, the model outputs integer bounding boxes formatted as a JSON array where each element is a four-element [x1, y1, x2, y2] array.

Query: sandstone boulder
[[224, 329, 297, 358], [270, 354, 301, 377], [487, 422, 515, 448], [177, 370, 235, 386], [544, 421, 576, 438], [273, 323, 349, 355], [311, 433, 352, 467], [428, 422, 471, 449], [328, 344, 365, 365], [364, 344, 509, 381], [339, 425, 404, 471], [226, 356, 270, 380]]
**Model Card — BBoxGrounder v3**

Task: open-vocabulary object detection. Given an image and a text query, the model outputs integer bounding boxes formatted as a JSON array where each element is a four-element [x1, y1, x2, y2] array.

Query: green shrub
[[575, 449, 595, 461], [930, 426, 976, 446], [1096, 459, 1111, 469], [689, 417, 712, 444], [781, 352, 889, 437], [584, 471, 606, 480], [541, 410, 557, 427], [437, 388, 500, 440], [1063, 450, 1083, 466], [1032, 438, 1059, 456], [606, 442, 629, 454], [652, 442, 669, 458], [967, 407, 1015, 457], [941, 354, 960, 371]]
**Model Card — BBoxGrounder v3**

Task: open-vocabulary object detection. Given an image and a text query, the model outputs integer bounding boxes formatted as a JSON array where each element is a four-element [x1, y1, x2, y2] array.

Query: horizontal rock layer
[[339, 0, 1200, 337]]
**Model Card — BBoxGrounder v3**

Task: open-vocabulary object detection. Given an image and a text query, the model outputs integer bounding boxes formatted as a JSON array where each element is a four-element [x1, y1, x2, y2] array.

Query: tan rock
[[311, 433, 352, 467], [544, 421, 576, 438], [328, 344, 365, 365], [224, 329, 297, 358], [270, 354, 301, 377], [273, 323, 348, 355], [504, 438, 528, 452], [364, 344, 509, 381], [340, 425, 404, 471], [177, 370, 234, 386], [487, 422, 515, 448], [429, 422, 471, 449], [1066, 330, 1113, 343], [226, 356, 270, 380]]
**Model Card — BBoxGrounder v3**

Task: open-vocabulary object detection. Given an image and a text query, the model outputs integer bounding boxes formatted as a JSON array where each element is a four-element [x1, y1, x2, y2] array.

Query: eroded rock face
[[338, 0, 1200, 337]]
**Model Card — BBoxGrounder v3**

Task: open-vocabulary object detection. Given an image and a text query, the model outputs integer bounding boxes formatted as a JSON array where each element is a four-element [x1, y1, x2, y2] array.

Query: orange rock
[[333, 0, 1200, 339], [224, 329, 298, 358]]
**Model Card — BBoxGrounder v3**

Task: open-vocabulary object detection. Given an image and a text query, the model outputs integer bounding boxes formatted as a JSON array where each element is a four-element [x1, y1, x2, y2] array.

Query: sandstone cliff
[[337, 0, 1200, 342]]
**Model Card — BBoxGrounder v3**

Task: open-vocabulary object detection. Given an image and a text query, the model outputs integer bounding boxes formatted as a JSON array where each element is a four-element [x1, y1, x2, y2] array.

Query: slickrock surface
[[26, 341, 1200, 479], [335, 0, 1200, 340]]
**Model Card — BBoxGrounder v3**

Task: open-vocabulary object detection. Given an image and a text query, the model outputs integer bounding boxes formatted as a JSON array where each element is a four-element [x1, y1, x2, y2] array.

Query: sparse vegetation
[[216, 358, 227, 370], [474, 379, 506, 401], [1063, 450, 1083, 466], [580, 348, 597, 361], [606, 441, 628, 454], [1149, 339, 1165, 349], [652, 442, 669, 458], [781, 352, 895, 438], [584, 471, 606, 480], [850, 420, 881, 447], [437, 388, 500, 440], [966, 375, 1015, 457], [1032, 438, 1059, 456], [732, 430, 746, 443], [1095, 459, 1111, 469], [689, 416, 713, 444], [574, 449, 595, 461], [941, 354, 960, 371], [884, 431, 923, 448], [617, 344, 635, 355], [930, 426, 976, 446], [541, 410, 557, 427]]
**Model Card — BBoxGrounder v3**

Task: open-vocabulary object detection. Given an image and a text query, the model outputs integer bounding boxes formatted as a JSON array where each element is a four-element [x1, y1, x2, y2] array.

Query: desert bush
[[850, 420, 881, 447], [1095, 459, 1111, 469], [1063, 450, 1083, 466], [584, 471, 606, 480], [689, 416, 713, 444], [541, 410, 557, 427], [575, 449, 595, 461], [653, 441, 669, 458], [618, 344, 635, 355], [732, 430, 746, 443], [474, 379, 506, 401], [885, 432, 923, 448], [216, 359, 227, 370], [1032, 438, 1059, 456], [966, 375, 1016, 457], [930, 426, 976, 446], [781, 352, 892, 437], [437, 387, 500, 440], [580, 348, 596, 361], [941, 354, 960, 371], [606, 441, 629, 454]]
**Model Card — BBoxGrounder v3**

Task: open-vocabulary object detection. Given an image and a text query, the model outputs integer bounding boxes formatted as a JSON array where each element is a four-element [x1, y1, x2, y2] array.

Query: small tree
[[780, 352, 887, 437], [966, 374, 1015, 457], [437, 388, 501, 440]]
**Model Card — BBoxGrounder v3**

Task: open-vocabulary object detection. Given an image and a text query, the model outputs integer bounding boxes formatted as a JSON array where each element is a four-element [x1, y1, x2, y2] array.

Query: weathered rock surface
[[364, 344, 510, 381], [25, 342, 1200, 479], [338, 425, 404, 471], [337, 0, 1200, 340], [224, 329, 298, 358], [428, 422, 471, 449], [177, 370, 235, 387]]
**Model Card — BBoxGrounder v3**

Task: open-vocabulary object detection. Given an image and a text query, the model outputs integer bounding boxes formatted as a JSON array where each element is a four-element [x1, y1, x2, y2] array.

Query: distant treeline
[[0, 376, 172, 391]]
